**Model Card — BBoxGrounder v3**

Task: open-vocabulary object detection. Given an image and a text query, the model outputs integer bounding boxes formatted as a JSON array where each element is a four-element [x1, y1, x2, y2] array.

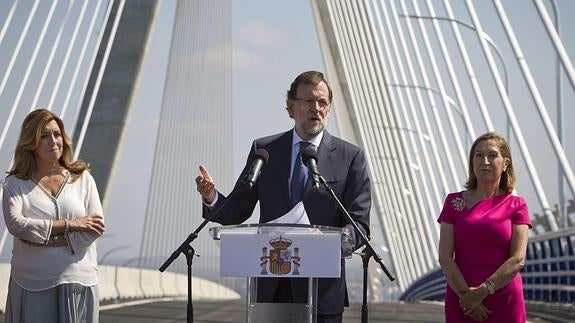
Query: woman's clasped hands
[[459, 286, 492, 321]]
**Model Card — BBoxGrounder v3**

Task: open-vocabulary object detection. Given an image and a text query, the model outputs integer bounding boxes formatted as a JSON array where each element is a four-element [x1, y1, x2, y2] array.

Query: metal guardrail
[[523, 227, 575, 302], [400, 226, 575, 304], [0, 263, 240, 314]]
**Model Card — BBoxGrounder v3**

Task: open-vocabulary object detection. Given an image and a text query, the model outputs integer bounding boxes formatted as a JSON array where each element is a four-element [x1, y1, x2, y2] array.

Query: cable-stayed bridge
[[0, 0, 573, 319]]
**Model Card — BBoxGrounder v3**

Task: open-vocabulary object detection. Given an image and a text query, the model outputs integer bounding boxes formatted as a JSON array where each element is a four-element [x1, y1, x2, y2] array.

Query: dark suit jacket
[[204, 129, 371, 315]]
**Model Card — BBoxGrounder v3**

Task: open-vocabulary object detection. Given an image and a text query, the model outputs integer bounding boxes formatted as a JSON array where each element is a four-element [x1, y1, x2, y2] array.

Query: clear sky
[[100, 0, 329, 262], [0, 1, 573, 300], [1, 2, 573, 303], [95, 0, 575, 263]]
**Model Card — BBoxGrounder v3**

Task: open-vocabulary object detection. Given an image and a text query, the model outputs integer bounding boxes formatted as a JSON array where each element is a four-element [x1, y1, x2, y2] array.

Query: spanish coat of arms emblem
[[260, 236, 301, 275]]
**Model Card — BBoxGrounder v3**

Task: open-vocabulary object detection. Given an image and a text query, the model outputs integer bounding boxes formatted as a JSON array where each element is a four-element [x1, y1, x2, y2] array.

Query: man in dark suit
[[195, 70, 371, 323]]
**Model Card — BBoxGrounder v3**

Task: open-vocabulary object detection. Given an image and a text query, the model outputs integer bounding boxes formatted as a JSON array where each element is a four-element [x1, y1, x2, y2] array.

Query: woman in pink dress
[[438, 132, 532, 322]]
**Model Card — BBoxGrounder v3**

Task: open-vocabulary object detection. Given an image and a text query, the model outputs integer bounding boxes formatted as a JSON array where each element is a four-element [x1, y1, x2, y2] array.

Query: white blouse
[[2, 171, 103, 291]]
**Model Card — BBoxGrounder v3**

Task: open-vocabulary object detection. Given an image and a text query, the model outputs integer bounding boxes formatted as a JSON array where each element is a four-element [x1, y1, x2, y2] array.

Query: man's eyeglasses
[[294, 97, 331, 109]]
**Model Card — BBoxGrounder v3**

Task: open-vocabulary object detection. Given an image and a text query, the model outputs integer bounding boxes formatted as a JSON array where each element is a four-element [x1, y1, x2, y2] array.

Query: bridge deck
[[2, 299, 571, 322], [97, 299, 575, 323], [99, 299, 445, 322]]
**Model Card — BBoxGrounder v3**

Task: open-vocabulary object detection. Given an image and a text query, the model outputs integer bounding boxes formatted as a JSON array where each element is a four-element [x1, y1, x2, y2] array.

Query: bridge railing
[[523, 227, 575, 302], [400, 226, 575, 304], [0, 263, 240, 314]]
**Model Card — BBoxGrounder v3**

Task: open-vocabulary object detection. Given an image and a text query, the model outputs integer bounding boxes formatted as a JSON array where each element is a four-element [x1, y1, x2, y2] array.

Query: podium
[[210, 223, 351, 323]]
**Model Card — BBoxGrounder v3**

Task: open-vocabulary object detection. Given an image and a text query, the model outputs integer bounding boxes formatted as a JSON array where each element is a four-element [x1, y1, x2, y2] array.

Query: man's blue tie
[[290, 141, 311, 207]]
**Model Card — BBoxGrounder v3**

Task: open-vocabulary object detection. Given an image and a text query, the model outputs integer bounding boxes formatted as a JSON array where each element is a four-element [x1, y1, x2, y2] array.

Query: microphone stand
[[315, 174, 395, 323], [159, 183, 245, 323]]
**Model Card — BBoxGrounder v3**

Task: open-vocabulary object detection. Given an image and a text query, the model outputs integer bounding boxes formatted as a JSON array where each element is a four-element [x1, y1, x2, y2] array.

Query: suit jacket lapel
[[317, 130, 337, 181], [300, 130, 336, 200]]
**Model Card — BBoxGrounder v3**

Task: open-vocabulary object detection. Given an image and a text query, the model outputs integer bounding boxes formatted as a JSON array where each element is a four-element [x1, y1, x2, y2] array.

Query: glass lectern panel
[[210, 223, 348, 323]]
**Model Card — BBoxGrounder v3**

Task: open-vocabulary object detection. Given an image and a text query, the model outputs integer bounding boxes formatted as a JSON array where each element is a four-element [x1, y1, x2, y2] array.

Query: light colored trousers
[[4, 278, 99, 323]]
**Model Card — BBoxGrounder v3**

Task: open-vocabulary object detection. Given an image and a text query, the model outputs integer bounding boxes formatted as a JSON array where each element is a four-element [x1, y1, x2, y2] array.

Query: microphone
[[243, 148, 269, 188], [302, 147, 320, 190]]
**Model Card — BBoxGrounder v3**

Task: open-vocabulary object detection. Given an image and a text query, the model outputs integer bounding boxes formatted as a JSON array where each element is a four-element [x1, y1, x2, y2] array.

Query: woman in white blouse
[[3, 108, 106, 323]]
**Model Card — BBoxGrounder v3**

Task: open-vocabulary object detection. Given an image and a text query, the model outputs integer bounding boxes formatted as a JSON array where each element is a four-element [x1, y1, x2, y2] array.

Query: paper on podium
[[266, 201, 310, 225]]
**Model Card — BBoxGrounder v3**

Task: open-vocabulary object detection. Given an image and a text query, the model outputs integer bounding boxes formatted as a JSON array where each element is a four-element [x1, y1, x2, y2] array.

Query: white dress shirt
[[290, 129, 323, 181]]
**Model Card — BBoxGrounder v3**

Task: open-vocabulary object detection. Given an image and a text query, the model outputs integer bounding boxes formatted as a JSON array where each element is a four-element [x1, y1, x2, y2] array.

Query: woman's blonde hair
[[8, 108, 88, 180]]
